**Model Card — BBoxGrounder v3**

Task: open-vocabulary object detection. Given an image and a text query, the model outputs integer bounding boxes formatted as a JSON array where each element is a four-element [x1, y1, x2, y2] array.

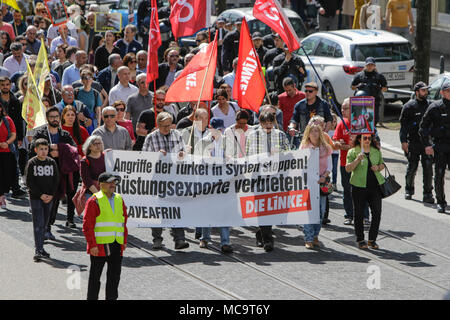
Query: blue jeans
[[331, 154, 339, 184], [303, 195, 326, 242], [201, 227, 230, 246], [30, 199, 53, 252]]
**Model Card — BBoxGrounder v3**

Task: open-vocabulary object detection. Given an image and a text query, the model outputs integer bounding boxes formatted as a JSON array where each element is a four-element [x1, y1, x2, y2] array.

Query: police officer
[[351, 57, 388, 125], [263, 33, 284, 68], [272, 47, 306, 94], [419, 83, 450, 213], [83, 172, 128, 300], [221, 18, 241, 74], [399, 81, 434, 203]]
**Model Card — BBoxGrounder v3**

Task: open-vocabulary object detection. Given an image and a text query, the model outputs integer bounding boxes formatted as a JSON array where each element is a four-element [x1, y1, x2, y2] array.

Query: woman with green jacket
[[346, 133, 385, 249]]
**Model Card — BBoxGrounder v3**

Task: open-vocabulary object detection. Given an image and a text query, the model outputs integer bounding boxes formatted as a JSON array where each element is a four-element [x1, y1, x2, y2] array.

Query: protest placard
[[105, 149, 320, 228], [44, 0, 68, 26], [94, 12, 122, 33], [350, 96, 375, 134]]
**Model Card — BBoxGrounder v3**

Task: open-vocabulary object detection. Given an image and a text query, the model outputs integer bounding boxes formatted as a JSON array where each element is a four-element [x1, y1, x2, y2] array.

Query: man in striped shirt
[[142, 112, 189, 250], [245, 111, 290, 252]]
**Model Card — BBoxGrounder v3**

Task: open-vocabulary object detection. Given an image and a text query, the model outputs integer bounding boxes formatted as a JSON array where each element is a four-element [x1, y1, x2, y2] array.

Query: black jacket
[[29, 126, 76, 158], [1, 92, 23, 141], [273, 52, 306, 94], [419, 98, 450, 149], [318, 0, 343, 17], [221, 29, 240, 73], [399, 98, 430, 144], [263, 47, 284, 68], [155, 62, 184, 89], [95, 66, 119, 93]]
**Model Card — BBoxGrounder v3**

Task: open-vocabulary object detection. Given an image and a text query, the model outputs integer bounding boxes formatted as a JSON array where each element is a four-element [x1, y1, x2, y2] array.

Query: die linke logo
[[240, 190, 311, 218]]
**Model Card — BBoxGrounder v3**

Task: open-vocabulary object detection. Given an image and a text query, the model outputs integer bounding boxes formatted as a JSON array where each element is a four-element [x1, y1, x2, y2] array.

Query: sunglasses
[[130, 60, 137, 63], [305, 90, 316, 93], [104, 114, 116, 119], [362, 136, 372, 141], [116, 108, 125, 112]]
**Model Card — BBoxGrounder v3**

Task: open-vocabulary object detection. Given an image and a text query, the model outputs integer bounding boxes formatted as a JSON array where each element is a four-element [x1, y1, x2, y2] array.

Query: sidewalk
[[0, 229, 84, 300], [377, 125, 403, 156]]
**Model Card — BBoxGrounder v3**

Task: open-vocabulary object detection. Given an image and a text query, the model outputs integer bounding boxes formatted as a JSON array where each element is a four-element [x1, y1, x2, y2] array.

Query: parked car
[[428, 73, 450, 101], [297, 29, 415, 105]]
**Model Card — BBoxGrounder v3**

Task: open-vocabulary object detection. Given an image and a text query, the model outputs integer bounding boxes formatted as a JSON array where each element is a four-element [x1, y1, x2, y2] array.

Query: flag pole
[[154, 81, 157, 129], [187, 33, 218, 150]]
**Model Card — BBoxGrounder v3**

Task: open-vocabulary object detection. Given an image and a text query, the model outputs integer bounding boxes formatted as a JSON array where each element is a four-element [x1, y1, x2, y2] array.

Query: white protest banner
[[105, 149, 320, 228]]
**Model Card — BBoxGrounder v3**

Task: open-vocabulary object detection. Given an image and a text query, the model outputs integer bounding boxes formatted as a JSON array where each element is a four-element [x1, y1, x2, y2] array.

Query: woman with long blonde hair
[[300, 123, 333, 249]]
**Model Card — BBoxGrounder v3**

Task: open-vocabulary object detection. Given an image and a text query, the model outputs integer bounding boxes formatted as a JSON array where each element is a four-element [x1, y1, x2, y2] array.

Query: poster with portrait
[[350, 96, 375, 134], [94, 12, 122, 33], [44, 0, 68, 26]]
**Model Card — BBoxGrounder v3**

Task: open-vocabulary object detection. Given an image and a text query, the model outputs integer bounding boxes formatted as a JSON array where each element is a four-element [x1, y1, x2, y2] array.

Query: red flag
[[165, 34, 218, 103], [169, 0, 211, 40], [253, 0, 301, 52], [233, 19, 266, 113], [146, 0, 162, 85]]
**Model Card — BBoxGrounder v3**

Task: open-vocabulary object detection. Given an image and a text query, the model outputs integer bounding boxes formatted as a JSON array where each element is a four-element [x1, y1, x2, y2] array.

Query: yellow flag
[[34, 40, 50, 97], [22, 60, 46, 130], [3, 0, 21, 12]]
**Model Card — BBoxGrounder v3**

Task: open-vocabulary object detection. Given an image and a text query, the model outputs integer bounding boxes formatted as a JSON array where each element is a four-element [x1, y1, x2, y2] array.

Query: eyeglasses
[[116, 108, 125, 112], [103, 114, 116, 119], [362, 136, 372, 141]]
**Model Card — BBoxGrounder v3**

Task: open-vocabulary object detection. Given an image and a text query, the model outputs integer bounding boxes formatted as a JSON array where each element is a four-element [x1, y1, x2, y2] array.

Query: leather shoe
[[263, 242, 274, 252], [404, 193, 412, 200], [174, 240, 189, 250], [221, 245, 233, 253], [423, 196, 435, 204], [437, 204, 446, 213]]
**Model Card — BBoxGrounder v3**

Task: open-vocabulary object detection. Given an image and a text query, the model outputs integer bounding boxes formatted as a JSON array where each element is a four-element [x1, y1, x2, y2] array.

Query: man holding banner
[[142, 111, 189, 250], [246, 111, 290, 252]]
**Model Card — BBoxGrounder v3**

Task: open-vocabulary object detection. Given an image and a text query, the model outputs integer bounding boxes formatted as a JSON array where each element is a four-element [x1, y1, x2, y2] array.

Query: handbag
[[72, 184, 88, 216], [379, 164, 401, 198]]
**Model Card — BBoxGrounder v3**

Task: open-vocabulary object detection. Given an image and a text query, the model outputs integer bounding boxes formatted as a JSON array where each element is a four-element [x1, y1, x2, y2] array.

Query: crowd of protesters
[[0, 0, 443, 277]]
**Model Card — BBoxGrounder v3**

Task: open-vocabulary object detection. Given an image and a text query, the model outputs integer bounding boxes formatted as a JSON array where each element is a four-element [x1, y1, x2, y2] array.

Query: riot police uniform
[[419, 83, 450, 213], [351, 58, 387, 125], [399, 82, 434, 203]]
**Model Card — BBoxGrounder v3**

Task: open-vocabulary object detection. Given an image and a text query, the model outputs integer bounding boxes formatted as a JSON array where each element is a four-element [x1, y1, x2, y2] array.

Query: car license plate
[[383, 72, 405, 81]]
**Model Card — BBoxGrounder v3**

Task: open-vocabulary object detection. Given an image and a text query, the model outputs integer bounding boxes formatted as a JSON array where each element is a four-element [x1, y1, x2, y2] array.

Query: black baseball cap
[[413, 81, 430, 91], [252, 32, 263, 40], [98, 172, 121, 184], [365, 57, 376, 65]]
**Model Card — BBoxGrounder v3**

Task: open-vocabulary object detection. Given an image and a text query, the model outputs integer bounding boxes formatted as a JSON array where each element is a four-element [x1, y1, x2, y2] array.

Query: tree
[[413, 0, 431, 84]]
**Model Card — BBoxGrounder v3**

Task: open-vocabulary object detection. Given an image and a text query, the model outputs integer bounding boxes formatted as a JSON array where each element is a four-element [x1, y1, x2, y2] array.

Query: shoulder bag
[[379, 163, 401, 198]]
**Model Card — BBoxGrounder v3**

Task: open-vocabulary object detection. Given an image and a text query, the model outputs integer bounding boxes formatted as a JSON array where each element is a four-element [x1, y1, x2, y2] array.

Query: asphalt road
[[1, 144, 449, 301]]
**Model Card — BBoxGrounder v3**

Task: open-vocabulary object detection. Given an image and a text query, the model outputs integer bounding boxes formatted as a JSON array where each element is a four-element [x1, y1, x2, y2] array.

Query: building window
[[438, 0, 450, 27]]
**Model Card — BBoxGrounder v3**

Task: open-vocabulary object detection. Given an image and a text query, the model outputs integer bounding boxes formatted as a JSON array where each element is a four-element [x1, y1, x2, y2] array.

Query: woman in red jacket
[[0, 103, 17, 209], [61, 105, 89, 228]]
